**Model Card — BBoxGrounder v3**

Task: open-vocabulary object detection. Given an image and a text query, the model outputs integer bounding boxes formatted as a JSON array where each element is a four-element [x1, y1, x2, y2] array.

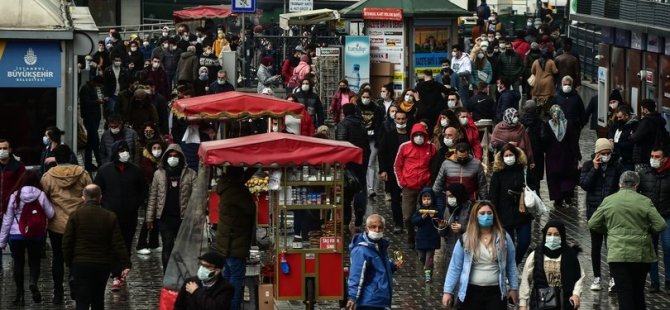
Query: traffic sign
[[232, 0, 255, 13]]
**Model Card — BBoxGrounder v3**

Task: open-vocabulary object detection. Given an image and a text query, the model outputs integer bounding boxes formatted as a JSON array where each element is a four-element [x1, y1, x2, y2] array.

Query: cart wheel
[[304, 277, 316, 310]]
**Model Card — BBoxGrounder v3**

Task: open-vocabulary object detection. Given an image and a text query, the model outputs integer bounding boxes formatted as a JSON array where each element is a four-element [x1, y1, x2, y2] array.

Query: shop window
[[604, 0, 621, 18], [0, 88, 56, 166]]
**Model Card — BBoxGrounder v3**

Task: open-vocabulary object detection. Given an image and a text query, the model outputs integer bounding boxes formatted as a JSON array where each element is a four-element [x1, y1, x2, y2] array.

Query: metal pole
[[283, 0, 287, 68]]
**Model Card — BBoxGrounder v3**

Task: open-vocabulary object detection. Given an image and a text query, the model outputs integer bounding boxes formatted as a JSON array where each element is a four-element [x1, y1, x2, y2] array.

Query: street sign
[[232, 0, 256, 13], [289, 0, 313, 12]]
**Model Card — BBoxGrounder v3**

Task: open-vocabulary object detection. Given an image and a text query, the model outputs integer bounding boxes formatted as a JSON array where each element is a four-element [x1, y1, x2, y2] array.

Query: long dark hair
[[11, 171, 42, 210]]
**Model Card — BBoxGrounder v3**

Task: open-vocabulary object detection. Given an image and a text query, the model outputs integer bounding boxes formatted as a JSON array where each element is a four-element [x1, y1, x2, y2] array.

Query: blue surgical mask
[[545, 236, 562, 250], [197, 266, 216, 281], [42, 136, 50, 146], [478, 214, 494, 228]]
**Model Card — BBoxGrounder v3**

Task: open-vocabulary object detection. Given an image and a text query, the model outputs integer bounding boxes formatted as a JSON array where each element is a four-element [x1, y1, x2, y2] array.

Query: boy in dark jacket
[[411, 188, 440, 282], [174, 252, 234, 310]]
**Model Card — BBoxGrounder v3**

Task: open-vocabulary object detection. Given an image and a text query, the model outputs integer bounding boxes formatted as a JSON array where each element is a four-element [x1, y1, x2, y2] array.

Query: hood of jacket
[[410, 123, 429, 143], [180, 51, 195, 59], [416, 187, 437, 210], [110, 140, 130, 163], [658, 156, 670, 174], [492, 146, 528, 172], [45, 164, 87, 187], [160, 143, 186, 166], [348, 231, 389, 252], [16, 186, 42, 204]]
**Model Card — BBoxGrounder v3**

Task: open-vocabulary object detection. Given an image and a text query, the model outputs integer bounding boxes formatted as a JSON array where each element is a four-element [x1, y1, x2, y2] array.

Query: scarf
[[548, 105, 567, 142], [399, 101, 414, 113]]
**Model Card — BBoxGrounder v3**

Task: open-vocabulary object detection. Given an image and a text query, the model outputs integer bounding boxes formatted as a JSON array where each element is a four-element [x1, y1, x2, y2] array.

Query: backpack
[[15, 199, 48, 238]]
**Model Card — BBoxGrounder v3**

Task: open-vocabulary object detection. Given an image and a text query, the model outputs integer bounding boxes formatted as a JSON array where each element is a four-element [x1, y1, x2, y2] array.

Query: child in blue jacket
[[411, 187, 441, 282]]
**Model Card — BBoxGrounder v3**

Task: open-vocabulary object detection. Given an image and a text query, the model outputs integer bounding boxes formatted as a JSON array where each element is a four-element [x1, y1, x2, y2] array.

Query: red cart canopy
[[172, 91, 305, 120], [173, 5, 233, 22], [198, 132, 363, 166]]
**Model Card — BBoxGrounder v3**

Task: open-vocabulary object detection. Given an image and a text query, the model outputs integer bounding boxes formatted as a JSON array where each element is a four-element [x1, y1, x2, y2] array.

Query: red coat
[[463, 115, 483, 160], [280, 58, 295, 87], [394, 124, 436, 190], [512, 39, 530, 61], [300, 110, 314, 136]]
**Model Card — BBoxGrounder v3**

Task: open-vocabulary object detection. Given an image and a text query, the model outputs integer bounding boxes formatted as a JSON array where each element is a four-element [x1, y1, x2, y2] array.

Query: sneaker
[[608, 278, 616, 295], [136, 248, 151, 255], [385, 193, 391, 201], [393, 227, 403, 234], [424, 269, 432, 282], [111, 277, 121, 292], [590, 277, 601, 291]]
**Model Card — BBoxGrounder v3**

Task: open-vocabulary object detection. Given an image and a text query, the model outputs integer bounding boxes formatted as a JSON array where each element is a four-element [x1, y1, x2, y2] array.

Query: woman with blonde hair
[[442, 200, 519, 310]]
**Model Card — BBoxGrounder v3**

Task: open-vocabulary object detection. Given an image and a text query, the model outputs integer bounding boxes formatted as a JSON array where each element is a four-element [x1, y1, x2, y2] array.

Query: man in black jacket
[[103, 55, 130, 118], [94, 140, 147, 292], [415, 69, 448, 130], [378, 110, 409, 233], [174, 252, 234, 310], [629, 99, 669, 171], [80, 77, 104, 172], [608, 105, 637, 171], [336, 104, 371, 231], [467, 82, 496, 121]]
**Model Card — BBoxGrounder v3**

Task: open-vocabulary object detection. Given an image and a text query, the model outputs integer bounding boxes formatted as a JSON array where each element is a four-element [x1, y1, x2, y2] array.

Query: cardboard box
[[370, 76, 393, 97], [371, 62, 394, 77], [258, 284, 274, 310]]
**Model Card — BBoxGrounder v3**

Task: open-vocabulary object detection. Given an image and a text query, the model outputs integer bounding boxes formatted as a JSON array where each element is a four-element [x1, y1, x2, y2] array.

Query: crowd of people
[[1, 2, 670, 309]]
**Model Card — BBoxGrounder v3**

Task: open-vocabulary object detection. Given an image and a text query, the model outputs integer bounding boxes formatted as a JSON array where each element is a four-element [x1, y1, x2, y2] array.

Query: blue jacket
[[495, 89, 520, 123], [348, 233, 395, 308], [411, 187, 441, 250], [443, 232, 519, 302]]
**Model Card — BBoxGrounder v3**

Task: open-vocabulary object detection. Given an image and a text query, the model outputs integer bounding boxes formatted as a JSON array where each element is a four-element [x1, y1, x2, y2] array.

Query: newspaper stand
[[197, 133, 362, 310]]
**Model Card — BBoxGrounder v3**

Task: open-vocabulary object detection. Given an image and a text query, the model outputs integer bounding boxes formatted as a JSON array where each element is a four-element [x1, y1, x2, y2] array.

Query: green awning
[[340, 0, 470, 18]]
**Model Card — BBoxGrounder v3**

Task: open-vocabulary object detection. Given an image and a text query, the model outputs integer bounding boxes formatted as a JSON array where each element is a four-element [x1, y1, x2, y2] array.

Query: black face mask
[[457, 157, 470, 165]]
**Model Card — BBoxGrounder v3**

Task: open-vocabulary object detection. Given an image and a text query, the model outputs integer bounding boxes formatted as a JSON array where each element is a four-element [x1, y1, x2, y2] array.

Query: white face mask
[[143, 41, 150, 47], [440, 119, 448, 127], [110, 127, 121, 134], [448, 100, 456, 108], [609, 102, 618, 110], [459, 117, 468, 126], [512, 117, 519, 124], [404, 95, 413, 102], [0, 149, 9, 160], [527, 22, 533, 27], [443, 138, 454, 147], [130, 47, 137, 52], [152, 149, 162, 158], [152, 62, 161, 69], [167, 156, 180, 167], [301, 84, 310, 92], [413, 135, 425, 145], [162, 32, 169, 37], [367, 231, 383, 241], [562, 85, 572, 93], [395, 122, 406, 129], [162, 43, 169, 49], [477, 53, 485, 59], [447, 196, 458, 207], [389, 112, 396, 119], [118, 151, 130, 163], [600, 155, 611, 163], [361, 98, 371, 105], [651, 158, 662, 169], [503, 155, 516, 166]]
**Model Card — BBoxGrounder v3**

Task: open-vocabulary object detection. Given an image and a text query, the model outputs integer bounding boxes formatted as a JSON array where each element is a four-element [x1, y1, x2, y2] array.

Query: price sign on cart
[[232, 0, 256, 13], [319, 237, 342, 250]]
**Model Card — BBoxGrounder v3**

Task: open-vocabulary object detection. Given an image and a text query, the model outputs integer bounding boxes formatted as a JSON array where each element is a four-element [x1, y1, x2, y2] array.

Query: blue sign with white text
[[232, 0, 256, 13], [0, 41, 61, 88]]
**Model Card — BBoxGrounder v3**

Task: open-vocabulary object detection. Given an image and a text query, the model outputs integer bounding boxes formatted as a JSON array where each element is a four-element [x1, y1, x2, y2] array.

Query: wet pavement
[[2, 129, 670, 309]]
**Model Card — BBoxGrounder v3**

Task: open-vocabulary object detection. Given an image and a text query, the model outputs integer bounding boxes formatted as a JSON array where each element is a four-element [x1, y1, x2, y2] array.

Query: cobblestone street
[[2, 129, 670, 309]]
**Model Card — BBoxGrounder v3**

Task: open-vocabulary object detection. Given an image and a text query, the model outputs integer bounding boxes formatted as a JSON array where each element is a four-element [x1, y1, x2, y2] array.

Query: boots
[[30, 283, 42, 303]]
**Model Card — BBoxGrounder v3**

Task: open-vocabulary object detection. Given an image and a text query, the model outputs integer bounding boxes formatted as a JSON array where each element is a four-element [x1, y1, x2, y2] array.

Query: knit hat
[[530, 42, 539, 50], [608, 89, 623, 103], [594, 138, 613, 154], [198, 252, 225, 269]]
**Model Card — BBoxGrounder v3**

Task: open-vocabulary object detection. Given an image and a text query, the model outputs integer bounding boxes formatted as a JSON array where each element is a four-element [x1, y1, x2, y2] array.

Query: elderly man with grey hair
[[554, 75, 585, 134], [588, 171, 667, 309]]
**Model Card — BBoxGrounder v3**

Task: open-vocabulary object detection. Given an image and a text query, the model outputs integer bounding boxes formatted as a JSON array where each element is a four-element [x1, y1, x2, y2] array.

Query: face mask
[[503, 155, 516, 166], [170, 46, 177, 51], [204, 49, 212, 55], [478, 214, 494, 228], [389, 112, 396, 119], [562, 86, 572, 93], [447, 197, 458, 207], [143, 41, 150, 47], [98, 47, 104, 52], [444, 138, 454, 147], [110, 127, 121, 134], [339, 87, 348, 91], [459, 117, 468, 126], [600, 155, 611, 163], [162, 43, 169, 49], [162, 32, 169, 37], [527, 22, 533, 27], [404, 95, 413, 102], [130, 47, 138, 52], [413, 135, 425, 145], [106, 44, 113, 49], [440, 119, 448, 127], [495, 35, 502, 40], [457, 157, 470, 165], [42, 136, 50, 146], [199, 73, 208, 81], [361, 98, 371, 105], [118, 151, 130, 163], [545, 236, 562, 250], [113, 61, 121, 67], [196, 266, 216, 281], [152, 62, 161, 69], [512, 117, 519, 124], [217, 79, 225, 85], [167, 156, 180, 167], [301, 84, 310, 92], [651, 158, 662, 169], [609, 102, 618, 110], [477, 53, 485, 59], [395, 122, 406, 129], [272, 125, 279, 132], [0, 150, 9, 160], [152, 149, 162, 158], [497, 86, 504, 93], [144, 132, 154, 139], [367, 231, 383, 241], [447, 100, 456, 108]]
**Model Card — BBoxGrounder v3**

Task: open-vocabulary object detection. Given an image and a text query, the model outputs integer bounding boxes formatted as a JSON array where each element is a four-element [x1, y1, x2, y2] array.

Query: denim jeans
[[505, 223, 531, 265], [223, 256, 246, 310], [649, 218, 670, 286], [104, 95, 117, 118]]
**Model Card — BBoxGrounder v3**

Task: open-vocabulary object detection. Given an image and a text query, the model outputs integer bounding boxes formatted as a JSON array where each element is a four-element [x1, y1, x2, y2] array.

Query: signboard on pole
[[0, 41, 61, 88], [232, 0, 256, 13], [344, 36, 370, 93], [289, 0, 313, 12]]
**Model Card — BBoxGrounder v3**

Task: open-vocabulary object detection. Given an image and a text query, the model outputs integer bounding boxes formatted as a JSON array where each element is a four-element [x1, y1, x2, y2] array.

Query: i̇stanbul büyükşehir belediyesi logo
[[24, 48, 37, 66]]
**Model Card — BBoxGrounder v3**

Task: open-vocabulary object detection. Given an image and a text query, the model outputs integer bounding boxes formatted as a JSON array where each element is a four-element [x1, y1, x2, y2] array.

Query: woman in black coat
[[520, 100, 544, 181], [489, 143, 537, 265]]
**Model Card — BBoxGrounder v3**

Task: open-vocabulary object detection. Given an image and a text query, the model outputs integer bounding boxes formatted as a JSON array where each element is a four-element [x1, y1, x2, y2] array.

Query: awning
[[340, 0, 469, 18], [171, 91, 305, 121], [173, 5, 233, 22], [0, 0, 74, 39], [198, 132, 363, 166], [280, 9, 340, 30]]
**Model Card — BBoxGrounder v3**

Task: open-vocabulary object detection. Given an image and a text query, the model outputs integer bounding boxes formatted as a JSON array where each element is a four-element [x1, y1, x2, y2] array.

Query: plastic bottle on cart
[[301, 187, 307, 205]]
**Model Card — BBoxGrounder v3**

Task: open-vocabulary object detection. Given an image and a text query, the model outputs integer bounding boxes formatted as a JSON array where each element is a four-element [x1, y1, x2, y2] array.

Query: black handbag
[[530, 286, 560, 310]]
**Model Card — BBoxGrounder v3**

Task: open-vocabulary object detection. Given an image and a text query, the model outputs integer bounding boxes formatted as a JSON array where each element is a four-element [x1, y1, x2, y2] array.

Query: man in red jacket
[[394, 123, 436, 248]]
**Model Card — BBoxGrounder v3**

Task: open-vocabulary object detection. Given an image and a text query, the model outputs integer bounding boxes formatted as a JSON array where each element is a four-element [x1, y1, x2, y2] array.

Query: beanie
[[608, 89, 623, 103], [594, 138, 613, 154]]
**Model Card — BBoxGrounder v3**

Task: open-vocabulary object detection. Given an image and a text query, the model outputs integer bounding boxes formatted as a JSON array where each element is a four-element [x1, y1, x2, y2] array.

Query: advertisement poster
[[414, 28, 450, 79], [367, 20, 405, 93], [0, 41, 61, 88], [344, 36, 370, 93]]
